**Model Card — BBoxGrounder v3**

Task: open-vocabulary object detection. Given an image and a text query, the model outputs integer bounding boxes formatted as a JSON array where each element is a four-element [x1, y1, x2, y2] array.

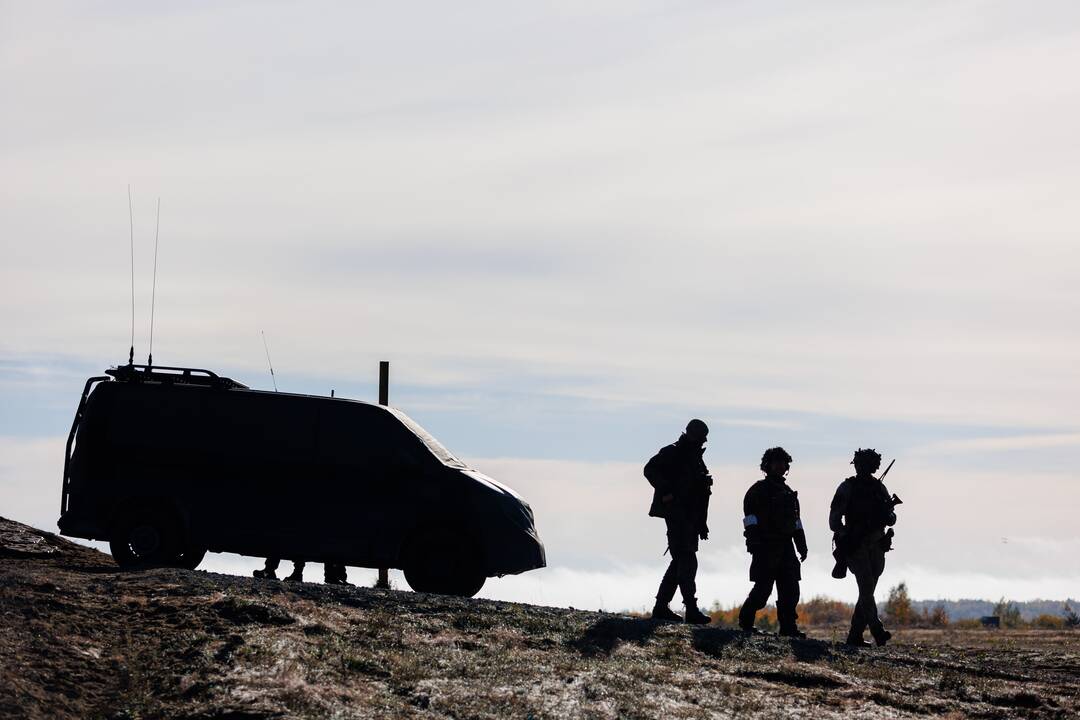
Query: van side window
[[316, 403, 426, 471]]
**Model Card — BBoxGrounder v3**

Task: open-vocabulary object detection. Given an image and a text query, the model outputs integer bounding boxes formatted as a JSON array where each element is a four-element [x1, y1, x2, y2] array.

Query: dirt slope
[[1, 516, 1077, 719]]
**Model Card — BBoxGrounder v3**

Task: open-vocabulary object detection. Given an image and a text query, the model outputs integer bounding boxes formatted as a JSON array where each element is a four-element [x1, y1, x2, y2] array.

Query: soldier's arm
[[828, 482, 848, 534], [794, 495, 808, 559], [743, 485, 763, 551], [698, 472, 712, 539]]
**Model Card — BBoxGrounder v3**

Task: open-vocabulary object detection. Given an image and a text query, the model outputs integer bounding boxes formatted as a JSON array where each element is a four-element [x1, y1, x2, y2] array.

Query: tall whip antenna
[[127, 185, 136, 366], [261, 330, 278, 391], [148, 197, 161, 367]]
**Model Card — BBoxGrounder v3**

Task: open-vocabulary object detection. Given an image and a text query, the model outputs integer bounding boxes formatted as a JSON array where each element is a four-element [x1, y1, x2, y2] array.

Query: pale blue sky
[[2, 1, 1078, 608]]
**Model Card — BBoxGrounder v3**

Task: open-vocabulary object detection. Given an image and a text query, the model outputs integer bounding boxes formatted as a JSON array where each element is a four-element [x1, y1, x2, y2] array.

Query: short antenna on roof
[[127, 185, 136, 366], [147, 197, 161, 368], [261, 330, 278, 391]]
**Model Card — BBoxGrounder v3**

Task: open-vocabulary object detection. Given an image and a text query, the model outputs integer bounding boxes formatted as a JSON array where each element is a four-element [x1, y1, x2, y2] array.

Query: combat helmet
[[685, 418, 709, 440], [851, 448, 882, 473], [760, 446, 793, 472]]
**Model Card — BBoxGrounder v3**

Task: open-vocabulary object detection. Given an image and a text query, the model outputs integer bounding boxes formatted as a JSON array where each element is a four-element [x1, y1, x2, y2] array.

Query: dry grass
[[1, 516, 1078, 719]]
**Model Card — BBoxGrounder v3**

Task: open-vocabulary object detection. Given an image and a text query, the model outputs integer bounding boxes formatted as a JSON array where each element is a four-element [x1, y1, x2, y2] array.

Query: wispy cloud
[[914, 433, 1080, 455]]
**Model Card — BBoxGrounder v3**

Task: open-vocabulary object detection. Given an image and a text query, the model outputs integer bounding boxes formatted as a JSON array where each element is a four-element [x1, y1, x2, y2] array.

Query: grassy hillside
[[2, 516, 1077, 719]]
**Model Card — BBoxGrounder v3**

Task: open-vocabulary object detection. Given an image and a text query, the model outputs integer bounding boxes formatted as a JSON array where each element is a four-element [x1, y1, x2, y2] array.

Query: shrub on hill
[[1033, 614, 1065, 629], [885, 582, 914, 626]]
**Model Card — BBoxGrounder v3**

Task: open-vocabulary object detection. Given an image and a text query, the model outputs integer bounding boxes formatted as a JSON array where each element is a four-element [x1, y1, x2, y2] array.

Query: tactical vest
[[845, 476, 888, 539], [759, 480, 799, 538]]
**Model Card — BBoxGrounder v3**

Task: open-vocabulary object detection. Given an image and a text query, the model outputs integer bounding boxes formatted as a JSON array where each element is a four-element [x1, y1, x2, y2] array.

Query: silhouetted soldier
[[738, 447, 808, 637], [830, 448, 897, 646], [645, 419, 713, 624]]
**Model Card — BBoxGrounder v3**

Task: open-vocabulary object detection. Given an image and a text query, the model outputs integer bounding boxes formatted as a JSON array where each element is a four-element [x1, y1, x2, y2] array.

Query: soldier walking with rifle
[[829, 448, 901, 647], [645, 419, 713, 625]]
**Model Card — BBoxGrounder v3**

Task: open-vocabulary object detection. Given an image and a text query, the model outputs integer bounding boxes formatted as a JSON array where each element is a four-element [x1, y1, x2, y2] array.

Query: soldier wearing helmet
[[738, 447, 808, 638], [644, 419, 713, 625], [830, 448, 897, 646]]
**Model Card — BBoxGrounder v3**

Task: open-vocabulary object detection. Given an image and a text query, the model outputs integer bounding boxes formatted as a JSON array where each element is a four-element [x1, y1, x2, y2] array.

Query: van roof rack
[[105, 364, 248, 389]]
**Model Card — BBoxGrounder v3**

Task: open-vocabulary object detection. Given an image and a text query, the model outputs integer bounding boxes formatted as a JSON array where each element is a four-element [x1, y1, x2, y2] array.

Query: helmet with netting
[[760, 446, 793, 472], [851, 448, 882, 472]]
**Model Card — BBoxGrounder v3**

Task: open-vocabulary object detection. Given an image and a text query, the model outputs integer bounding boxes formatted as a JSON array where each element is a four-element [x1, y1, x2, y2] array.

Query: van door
[[314, 402, 434, 565], [199, 391, 318, 557]]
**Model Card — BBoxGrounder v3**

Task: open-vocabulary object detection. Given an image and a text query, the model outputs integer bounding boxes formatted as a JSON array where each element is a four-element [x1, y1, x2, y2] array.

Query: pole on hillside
[[376, 361, 391, 590]]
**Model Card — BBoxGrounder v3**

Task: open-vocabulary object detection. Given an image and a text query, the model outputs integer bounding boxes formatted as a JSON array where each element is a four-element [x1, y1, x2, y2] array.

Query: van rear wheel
[[403, 528, 486, 598], [109, 509, 179, 569]]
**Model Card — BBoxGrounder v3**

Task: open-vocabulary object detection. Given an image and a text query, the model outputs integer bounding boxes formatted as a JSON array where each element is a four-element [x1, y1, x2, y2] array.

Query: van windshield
[[387, 408, 469, 469]]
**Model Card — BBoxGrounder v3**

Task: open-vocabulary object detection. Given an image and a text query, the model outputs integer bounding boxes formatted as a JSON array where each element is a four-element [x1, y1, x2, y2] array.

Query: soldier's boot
[[650, 603, 682, 622], [778, 626, 807, 639], [284, 569, 304, 583], [253, 568, 277, 580], [684, 606, 711, 625], [738, 605, 759, 633], [871, 625, 892, 647], [845, 630, 871, 647]]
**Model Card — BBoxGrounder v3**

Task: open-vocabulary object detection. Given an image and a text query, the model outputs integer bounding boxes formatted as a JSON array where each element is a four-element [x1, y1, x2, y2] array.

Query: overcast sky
[[2, 1, 1078, 611]]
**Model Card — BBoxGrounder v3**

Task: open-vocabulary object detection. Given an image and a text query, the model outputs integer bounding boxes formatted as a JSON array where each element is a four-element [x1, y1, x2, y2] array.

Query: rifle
[[831, 460, 900, 579]]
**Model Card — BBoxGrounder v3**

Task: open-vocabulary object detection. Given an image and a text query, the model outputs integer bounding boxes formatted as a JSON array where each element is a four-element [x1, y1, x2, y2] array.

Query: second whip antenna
[[261, 330, 278, 392]]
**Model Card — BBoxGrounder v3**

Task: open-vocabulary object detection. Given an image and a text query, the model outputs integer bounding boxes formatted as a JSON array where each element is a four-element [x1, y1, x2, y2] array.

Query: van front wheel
[[403, 529, 486, 598], [109, 509, 179, 569]]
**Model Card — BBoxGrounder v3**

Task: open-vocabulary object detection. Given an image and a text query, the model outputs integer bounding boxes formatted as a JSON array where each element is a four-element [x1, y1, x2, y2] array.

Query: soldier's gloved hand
[[799, 549, 808, 563], [699, 526, 709, 541]]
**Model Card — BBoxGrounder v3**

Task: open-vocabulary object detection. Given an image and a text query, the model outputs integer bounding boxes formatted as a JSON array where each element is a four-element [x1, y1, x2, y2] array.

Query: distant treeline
[[901, 598, 1080, 622], [703, 585, 1079, 630]]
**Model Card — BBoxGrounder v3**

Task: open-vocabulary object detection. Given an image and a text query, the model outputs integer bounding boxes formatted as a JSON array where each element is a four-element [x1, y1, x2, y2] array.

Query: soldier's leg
[[253, 558, 280, 579], [656, 517, 685, 607], [739, 577, 774, 630], [776, 573, 800, 633], [655, 556, 679, 606], [849, 552, 882, 638], [285, 561, 305, 583], [865, 546, 889, 642], [676, 549, 698, 608], [325, 563, 350, 585]]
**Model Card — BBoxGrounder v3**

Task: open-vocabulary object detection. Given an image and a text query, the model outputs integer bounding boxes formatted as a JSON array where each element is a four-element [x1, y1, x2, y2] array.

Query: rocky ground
[[1, 516, 1077, 719]]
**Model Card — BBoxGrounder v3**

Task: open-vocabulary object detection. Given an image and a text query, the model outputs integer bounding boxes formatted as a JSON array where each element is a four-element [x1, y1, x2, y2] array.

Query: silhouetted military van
[[58, 364, 546, 597]]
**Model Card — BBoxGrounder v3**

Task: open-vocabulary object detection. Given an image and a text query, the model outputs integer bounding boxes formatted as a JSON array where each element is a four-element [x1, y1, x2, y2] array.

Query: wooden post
[[376, 361, 391, 589], [378, 361, 389, 406]]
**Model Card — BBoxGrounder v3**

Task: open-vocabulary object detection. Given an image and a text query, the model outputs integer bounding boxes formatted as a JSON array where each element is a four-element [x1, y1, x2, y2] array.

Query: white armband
[[743, 515, 758, 527]]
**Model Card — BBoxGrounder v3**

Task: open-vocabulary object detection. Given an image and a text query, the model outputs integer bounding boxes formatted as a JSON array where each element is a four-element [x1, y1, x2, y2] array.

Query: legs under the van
[[253, 558, 307, 581], [253, 557, 280, 580], [284, 561, 305, 582], [324, 563, 351, 585]]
